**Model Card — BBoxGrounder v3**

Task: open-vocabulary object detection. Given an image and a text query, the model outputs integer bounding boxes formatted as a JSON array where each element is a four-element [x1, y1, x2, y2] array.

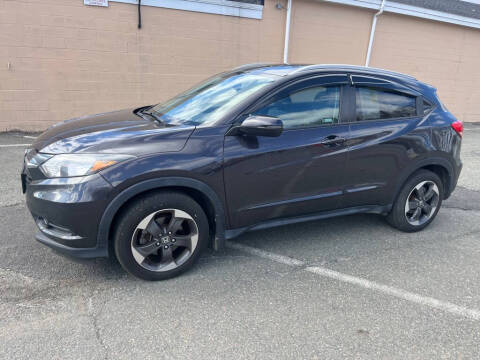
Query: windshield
[[149, 72, 277, 126]]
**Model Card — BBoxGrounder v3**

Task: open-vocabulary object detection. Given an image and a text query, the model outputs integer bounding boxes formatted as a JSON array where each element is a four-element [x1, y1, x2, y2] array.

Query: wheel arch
[[97, 177, 226, 256], [392, 158, 454, 205], [421, 164, 451, 198]]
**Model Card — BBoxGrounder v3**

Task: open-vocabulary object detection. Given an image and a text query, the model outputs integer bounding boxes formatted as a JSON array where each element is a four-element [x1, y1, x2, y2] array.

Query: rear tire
[[114, 191, 209, 281], [386, 170, 443, 232]]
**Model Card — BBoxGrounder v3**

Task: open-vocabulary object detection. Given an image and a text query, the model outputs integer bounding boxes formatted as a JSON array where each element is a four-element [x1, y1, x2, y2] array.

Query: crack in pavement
[[443, 204, 480, 211], [87, 295, 109, 360], [443, 186, 480, 211], [0, 202, 25, 208]]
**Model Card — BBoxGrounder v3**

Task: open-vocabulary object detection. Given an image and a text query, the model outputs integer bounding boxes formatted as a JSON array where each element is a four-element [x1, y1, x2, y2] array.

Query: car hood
[[32, 108, 195, 156]]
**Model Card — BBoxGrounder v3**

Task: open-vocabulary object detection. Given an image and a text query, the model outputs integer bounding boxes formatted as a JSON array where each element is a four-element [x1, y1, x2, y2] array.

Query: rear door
[[343, 75, 426, 208], [223, 75, 350, 229]]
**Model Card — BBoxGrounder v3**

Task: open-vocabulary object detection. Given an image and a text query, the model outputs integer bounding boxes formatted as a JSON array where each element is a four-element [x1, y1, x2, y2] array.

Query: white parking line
[[227, 241, 305, 267], [227, 241, 480, 321], [0, 144, 31, 148]]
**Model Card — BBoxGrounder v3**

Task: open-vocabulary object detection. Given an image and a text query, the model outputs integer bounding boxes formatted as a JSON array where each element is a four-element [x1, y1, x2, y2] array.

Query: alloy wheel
[[130, 209, 199, 272], [404, 180, 439, 226]]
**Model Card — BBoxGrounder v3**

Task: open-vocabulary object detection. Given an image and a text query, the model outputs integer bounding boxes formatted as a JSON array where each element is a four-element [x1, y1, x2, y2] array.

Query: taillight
[[451, 121, 463, 138]]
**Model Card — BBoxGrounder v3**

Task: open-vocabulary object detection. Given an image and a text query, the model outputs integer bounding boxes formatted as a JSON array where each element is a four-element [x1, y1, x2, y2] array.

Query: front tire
[[114, 191, 209, 281], [387, 170, 443, 232]]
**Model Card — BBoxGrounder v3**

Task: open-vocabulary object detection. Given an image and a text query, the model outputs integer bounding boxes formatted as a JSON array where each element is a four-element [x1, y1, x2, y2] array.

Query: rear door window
[[355, 87, 417, 121]]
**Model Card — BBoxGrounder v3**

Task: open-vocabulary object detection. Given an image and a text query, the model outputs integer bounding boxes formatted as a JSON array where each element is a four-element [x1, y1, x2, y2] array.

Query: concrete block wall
[[288, 1, 480, 123], [0, 0, 479, 131], [0, 0, 285, 131], [372, 12, 480, 123]]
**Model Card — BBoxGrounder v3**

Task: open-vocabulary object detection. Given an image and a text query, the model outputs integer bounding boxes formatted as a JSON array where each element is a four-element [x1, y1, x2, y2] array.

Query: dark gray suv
[[22, 64, 463, 280]]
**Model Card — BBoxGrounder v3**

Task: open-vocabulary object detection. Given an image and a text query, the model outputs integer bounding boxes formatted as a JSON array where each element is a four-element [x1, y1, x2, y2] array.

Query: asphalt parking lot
[[1, 125, 480, 359]]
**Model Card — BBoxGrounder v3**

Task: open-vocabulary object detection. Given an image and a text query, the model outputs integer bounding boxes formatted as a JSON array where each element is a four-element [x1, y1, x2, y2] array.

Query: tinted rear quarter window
[[423, 100, 433, 114], [356, 87, 417, 121]]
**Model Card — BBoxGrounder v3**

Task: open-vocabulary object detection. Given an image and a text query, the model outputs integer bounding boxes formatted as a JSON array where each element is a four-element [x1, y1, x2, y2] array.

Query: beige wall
[[0, 0, 285, 131], [288, 1, 480, 123], [1, 0, 480, 131], [289, 0, 372, 65], [371, 13, 480, 123]]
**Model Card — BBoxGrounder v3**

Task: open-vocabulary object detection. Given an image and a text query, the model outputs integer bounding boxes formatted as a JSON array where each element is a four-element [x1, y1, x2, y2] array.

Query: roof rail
[[232, 63, 273, 72], [290, 64, 416, 80], [289, 64, 329, 74]]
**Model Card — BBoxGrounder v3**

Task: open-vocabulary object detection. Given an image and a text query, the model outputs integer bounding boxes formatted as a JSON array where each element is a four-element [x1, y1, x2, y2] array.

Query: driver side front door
[[223, 75, 350, 229]]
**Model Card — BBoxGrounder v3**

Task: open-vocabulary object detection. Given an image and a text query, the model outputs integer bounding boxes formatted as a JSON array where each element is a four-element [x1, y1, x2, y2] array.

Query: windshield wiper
[[137, 108, 164, 124]]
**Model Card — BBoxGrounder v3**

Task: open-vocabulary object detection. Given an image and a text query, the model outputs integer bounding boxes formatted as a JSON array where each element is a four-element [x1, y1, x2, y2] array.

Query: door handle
[[320, 136, 346, 145]]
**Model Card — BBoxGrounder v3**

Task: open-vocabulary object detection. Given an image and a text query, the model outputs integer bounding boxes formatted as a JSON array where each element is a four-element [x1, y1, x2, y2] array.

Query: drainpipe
[[365, 0, 386, 67], [283, 0, 292, 64]]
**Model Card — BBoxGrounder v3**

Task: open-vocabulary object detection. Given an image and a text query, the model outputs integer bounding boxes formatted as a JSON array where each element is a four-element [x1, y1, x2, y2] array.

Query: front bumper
[[35, 231, 108, 259], [24, 172, 113, 258]]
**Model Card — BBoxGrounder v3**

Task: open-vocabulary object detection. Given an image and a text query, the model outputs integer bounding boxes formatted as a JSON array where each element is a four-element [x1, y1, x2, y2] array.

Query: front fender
[[97, 177, 226, 255]]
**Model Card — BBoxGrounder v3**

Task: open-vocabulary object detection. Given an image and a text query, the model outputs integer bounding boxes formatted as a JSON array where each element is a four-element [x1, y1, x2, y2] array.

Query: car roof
[[231, 63, 436, 96], [233, 63, 418, 82]]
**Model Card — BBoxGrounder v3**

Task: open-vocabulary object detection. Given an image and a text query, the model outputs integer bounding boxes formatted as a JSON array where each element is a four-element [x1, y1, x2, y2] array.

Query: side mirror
[[233, 115, 283, 137]]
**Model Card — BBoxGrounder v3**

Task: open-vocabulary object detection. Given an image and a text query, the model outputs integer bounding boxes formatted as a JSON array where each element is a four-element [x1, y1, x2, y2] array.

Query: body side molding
[[226, 204, 392, 240]]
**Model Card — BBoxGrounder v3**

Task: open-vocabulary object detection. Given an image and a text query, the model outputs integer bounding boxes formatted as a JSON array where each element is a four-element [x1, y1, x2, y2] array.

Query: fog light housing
[[36, 217, 82, 241]]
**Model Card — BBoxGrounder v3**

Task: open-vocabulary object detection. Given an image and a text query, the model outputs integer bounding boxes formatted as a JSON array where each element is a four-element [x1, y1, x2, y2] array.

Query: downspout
[[138, 0, 142, 29], [365, 0, 386, 67], [283, 0, 292, 64]]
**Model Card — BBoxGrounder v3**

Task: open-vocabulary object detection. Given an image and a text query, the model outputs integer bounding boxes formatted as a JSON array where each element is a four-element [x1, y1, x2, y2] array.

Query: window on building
[[356, 87, 417, 121], [253, 85, 341, 129]]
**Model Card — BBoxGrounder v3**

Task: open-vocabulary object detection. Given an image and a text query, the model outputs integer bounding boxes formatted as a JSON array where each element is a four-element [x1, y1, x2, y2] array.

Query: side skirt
[[225, 204, 392, 240]]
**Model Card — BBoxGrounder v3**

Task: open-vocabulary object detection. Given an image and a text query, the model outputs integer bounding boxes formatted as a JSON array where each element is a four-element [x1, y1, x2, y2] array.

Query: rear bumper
[[446, 160, 462, 199], [453, 162, 462, 190]]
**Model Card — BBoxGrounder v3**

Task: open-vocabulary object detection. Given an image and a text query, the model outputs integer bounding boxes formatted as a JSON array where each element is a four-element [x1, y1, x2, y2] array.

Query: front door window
[[253, 85, 341, 129]]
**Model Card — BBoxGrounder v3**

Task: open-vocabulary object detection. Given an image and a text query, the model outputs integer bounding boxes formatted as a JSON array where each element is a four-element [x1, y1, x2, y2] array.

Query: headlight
[[39, 154, 134, 178]]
